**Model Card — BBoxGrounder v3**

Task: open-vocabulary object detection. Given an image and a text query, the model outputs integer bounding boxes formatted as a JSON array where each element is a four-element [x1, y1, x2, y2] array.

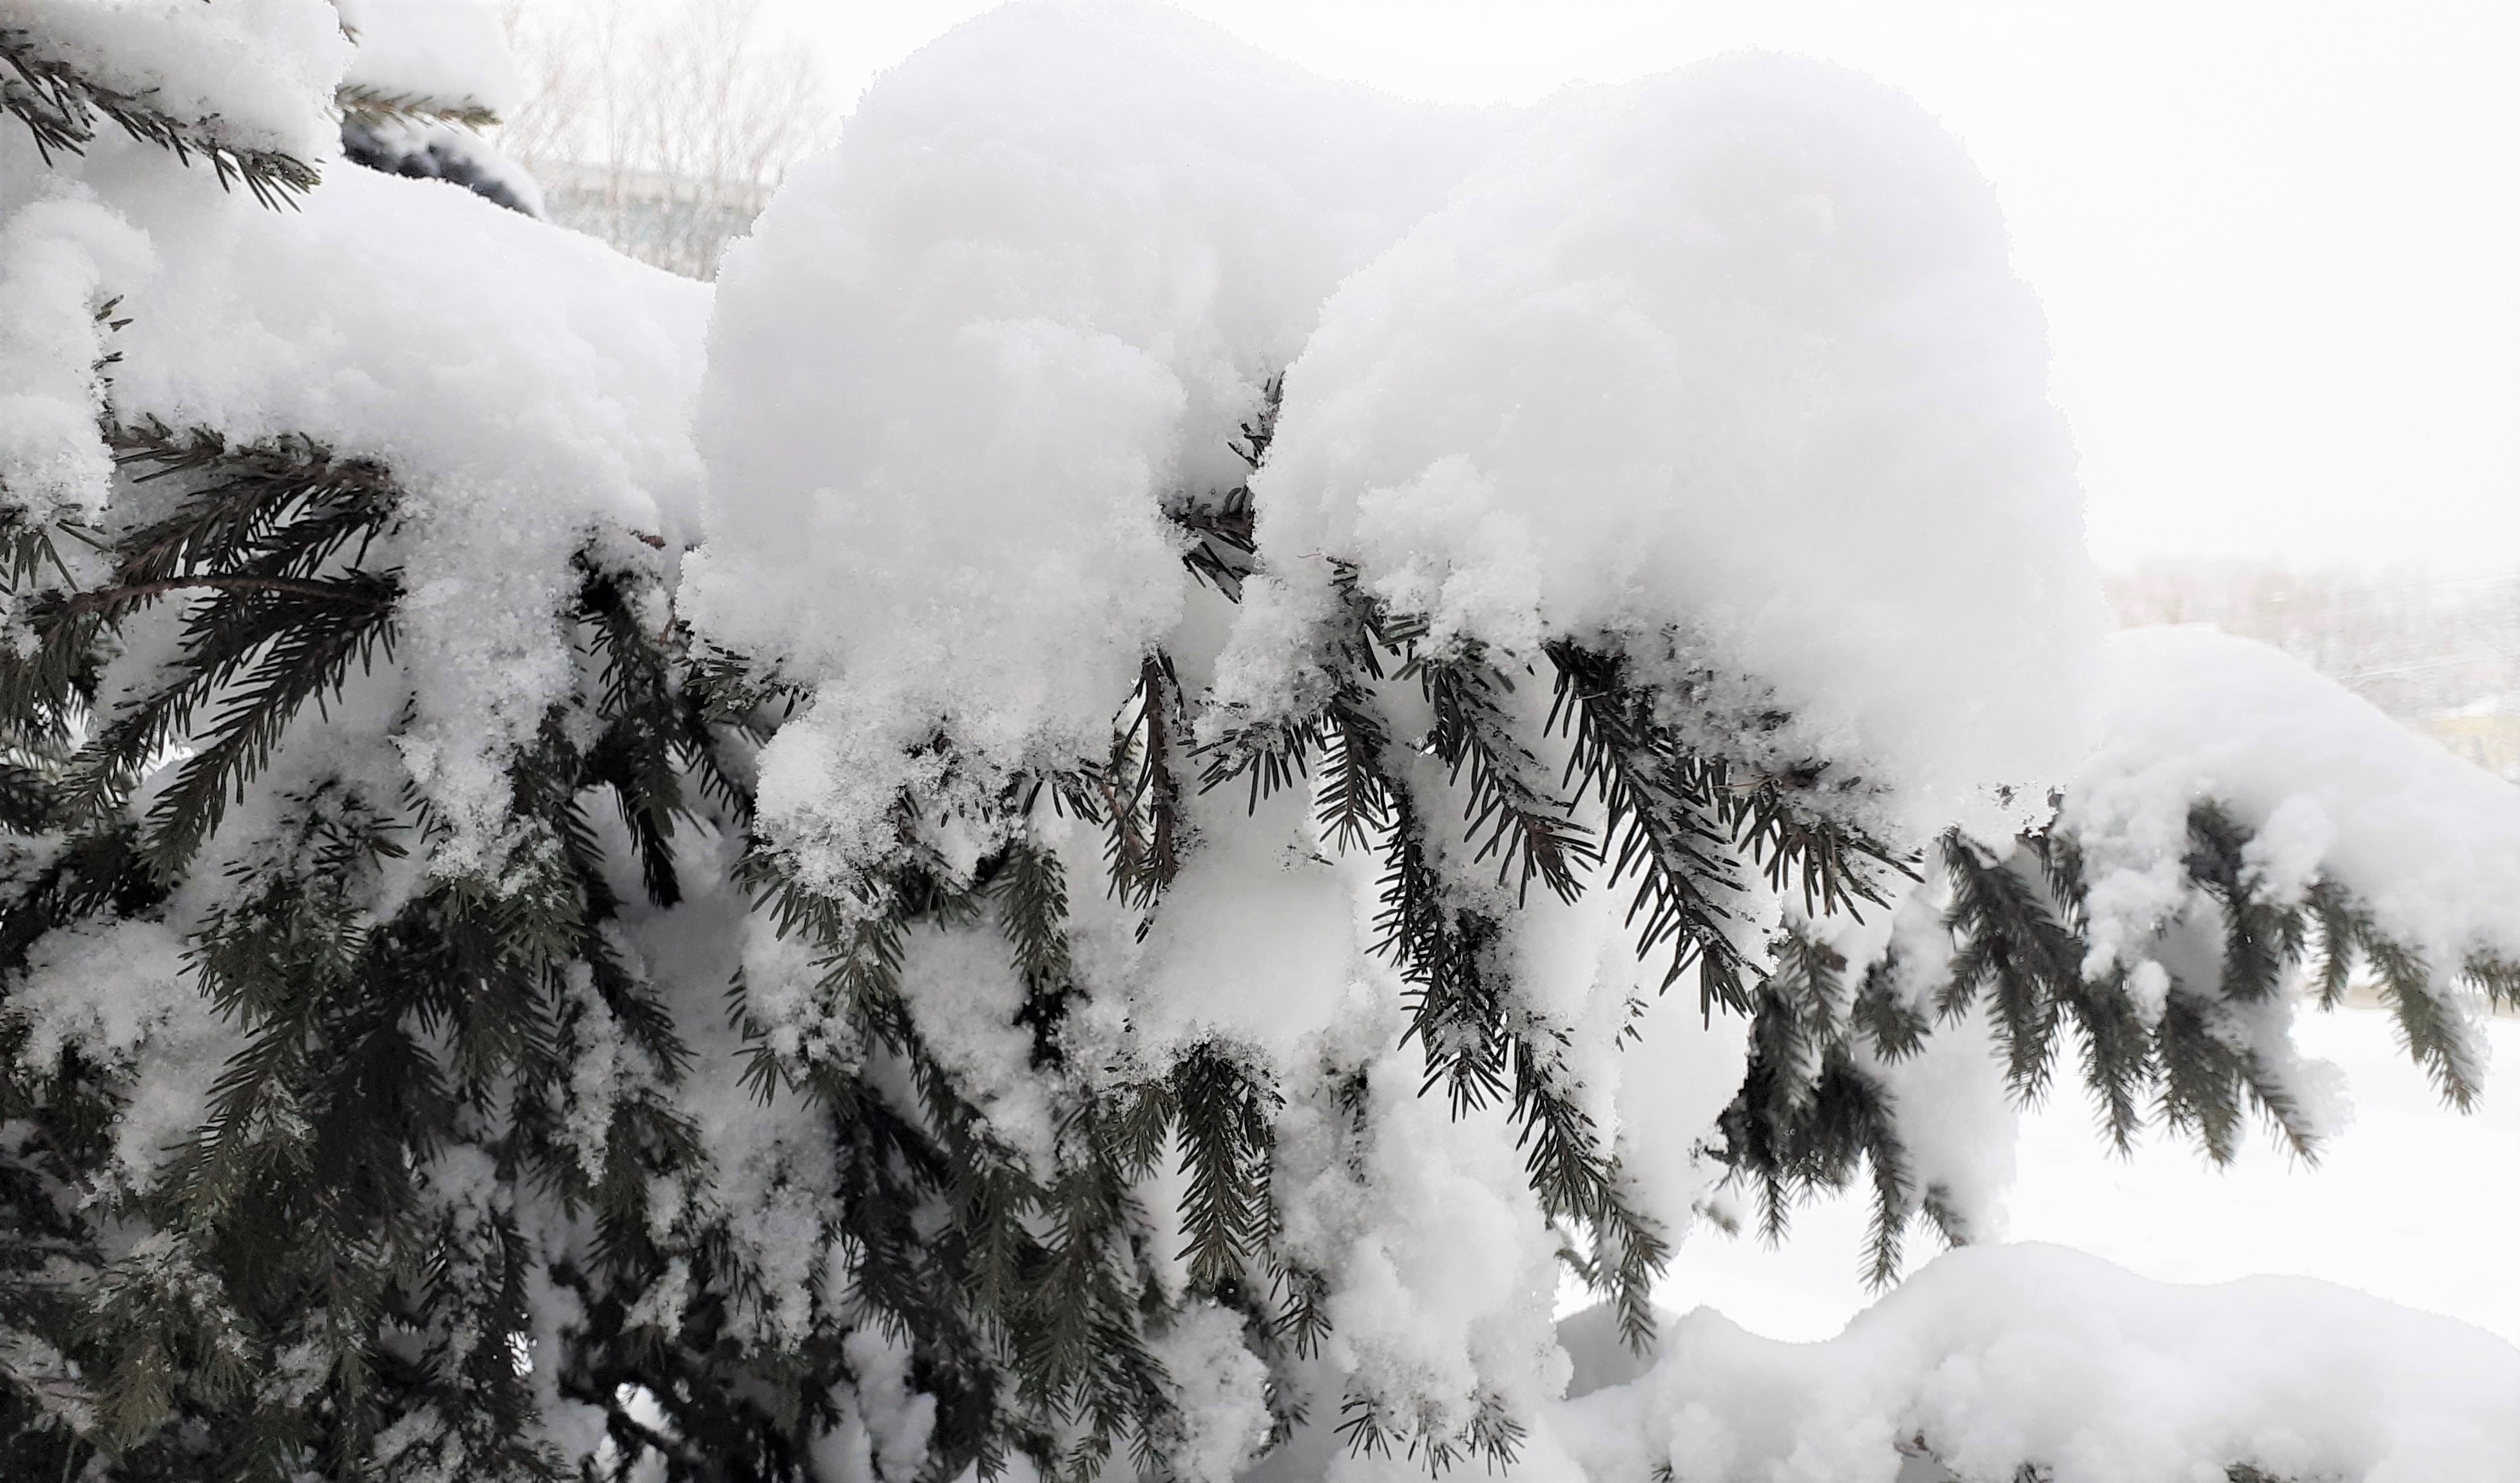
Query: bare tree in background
[[495, 0, 833, 278]]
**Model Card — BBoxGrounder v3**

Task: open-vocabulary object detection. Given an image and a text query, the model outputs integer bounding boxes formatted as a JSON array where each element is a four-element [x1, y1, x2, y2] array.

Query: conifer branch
[[2183, 802, 2309, 1004], [2352, 921, 2482, 1110], [1937, 830, 2072, 1098], [1543, 643, 1755, 1008], [1403, 641, 1596, 905], [78, 570, 401, 872], [1097, 653, 1186, 912], [1545, 643, 1905, 1008], [53, 573, 391, 617], [1713, 929, 1928, 1287], [1, 29, 320, 207], [1334, 1386, 1526, 1475], [1193, 560, 1395, 812], [334, 83, 501, 134], [1169, 1044, 1278, 1291], [990, 834, 1084, 1067], [2466, 952, 2520, 1011], [1168, 376, 1278, 600]]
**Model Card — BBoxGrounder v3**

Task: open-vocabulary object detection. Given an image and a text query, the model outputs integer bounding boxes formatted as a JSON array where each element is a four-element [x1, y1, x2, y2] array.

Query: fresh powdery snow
[[1227, 53, 2104, 848], [334, 0, 522, 117], [5, 0, 2516, 1477], [1, 0, 349, 162], [688, 0, 1501, 886], [1, 127, 708, 858], [673, 4, 2517, 1477], [2075, 624, 2520, 982], [1555, 1244, 2520, 1483]]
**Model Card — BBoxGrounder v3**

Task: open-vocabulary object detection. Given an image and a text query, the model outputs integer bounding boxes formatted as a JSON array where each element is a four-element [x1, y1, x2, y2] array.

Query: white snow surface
[[117, 166, 704, 853], [336, 0, 523, 115], [0, 185, 149, 539], [2073, 626, 2520, 974], [6, 915, 236, 1186], [10, 5, 2517, 1480], [1556, 1243, 2520, 1483], [695, 8, 2108, 886], [1, 0, 349, 161], [87, 164, 704, 538], [686, 0, 1498, 886], [2, 114, 708, 857], [1226, 52, 2103, 847]]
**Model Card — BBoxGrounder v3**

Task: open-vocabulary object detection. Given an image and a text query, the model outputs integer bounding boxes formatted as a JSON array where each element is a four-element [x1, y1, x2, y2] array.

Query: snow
[[1610, 946, 1757, 1242], [88, 164, 703, 539], [8, 3, 2518, 1480], [1559, 1241, 2520, 1483], [0, 185, 149, 541], [1655, 1007, 2520, 1347], [2072, 626, 2520, 975], [5, 915, 235, 1184], [336, 0, 523, 116], [1, 0, 349, 162], [819, 1327, 939, 1483], [1271, 1020, 1574, 1464], [1149, 1303, 1276, 1483], [15, 144, 711, 856], [1092, 779, 1372, 1067], [893, 922, 1061, 1172], [1860, 999, 2018, 1245], [687, 0, 1497, 890], [1223, 52, 2106, 848]]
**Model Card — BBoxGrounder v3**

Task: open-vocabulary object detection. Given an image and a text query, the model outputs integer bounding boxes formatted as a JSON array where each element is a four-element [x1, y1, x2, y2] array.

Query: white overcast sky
[[736, 0, 2519, 572]]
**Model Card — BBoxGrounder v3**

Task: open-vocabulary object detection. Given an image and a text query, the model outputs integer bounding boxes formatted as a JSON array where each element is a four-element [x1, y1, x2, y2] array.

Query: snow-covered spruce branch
[[0, 28, 318, 208], [728, 836, 1302, 1481], [0, 419, 738, 1475], [1543, 640, 1909, 1011], [6, 5, 2518, 1478], [4, 322, 2508, 1483], [1707, 800, 2520, 1294]]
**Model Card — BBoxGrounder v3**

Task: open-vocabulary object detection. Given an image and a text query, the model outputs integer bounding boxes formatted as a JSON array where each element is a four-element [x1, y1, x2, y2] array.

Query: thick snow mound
[[1233, 53, 2103, 844], [2073, 626, 2520, 971], [688, 0, 1496, 883], [1561, 1243, 2520, 1483], [97, 165, 705, 539], [15, 149, 710, 854], [5, 0, 349, 161], [337, 0, 524, 116]]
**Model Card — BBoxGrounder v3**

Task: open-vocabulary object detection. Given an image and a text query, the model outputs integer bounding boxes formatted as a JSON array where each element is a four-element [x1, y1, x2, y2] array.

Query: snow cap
[[1239, 53, 2106, 845]]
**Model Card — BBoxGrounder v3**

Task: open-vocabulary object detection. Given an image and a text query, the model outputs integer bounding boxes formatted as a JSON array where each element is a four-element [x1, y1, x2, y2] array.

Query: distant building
[[530, 160, 773, 280]]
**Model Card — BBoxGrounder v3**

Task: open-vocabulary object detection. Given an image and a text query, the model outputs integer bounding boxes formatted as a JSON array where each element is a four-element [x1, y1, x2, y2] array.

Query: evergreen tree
[[2, 8, 2512, 1483]]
